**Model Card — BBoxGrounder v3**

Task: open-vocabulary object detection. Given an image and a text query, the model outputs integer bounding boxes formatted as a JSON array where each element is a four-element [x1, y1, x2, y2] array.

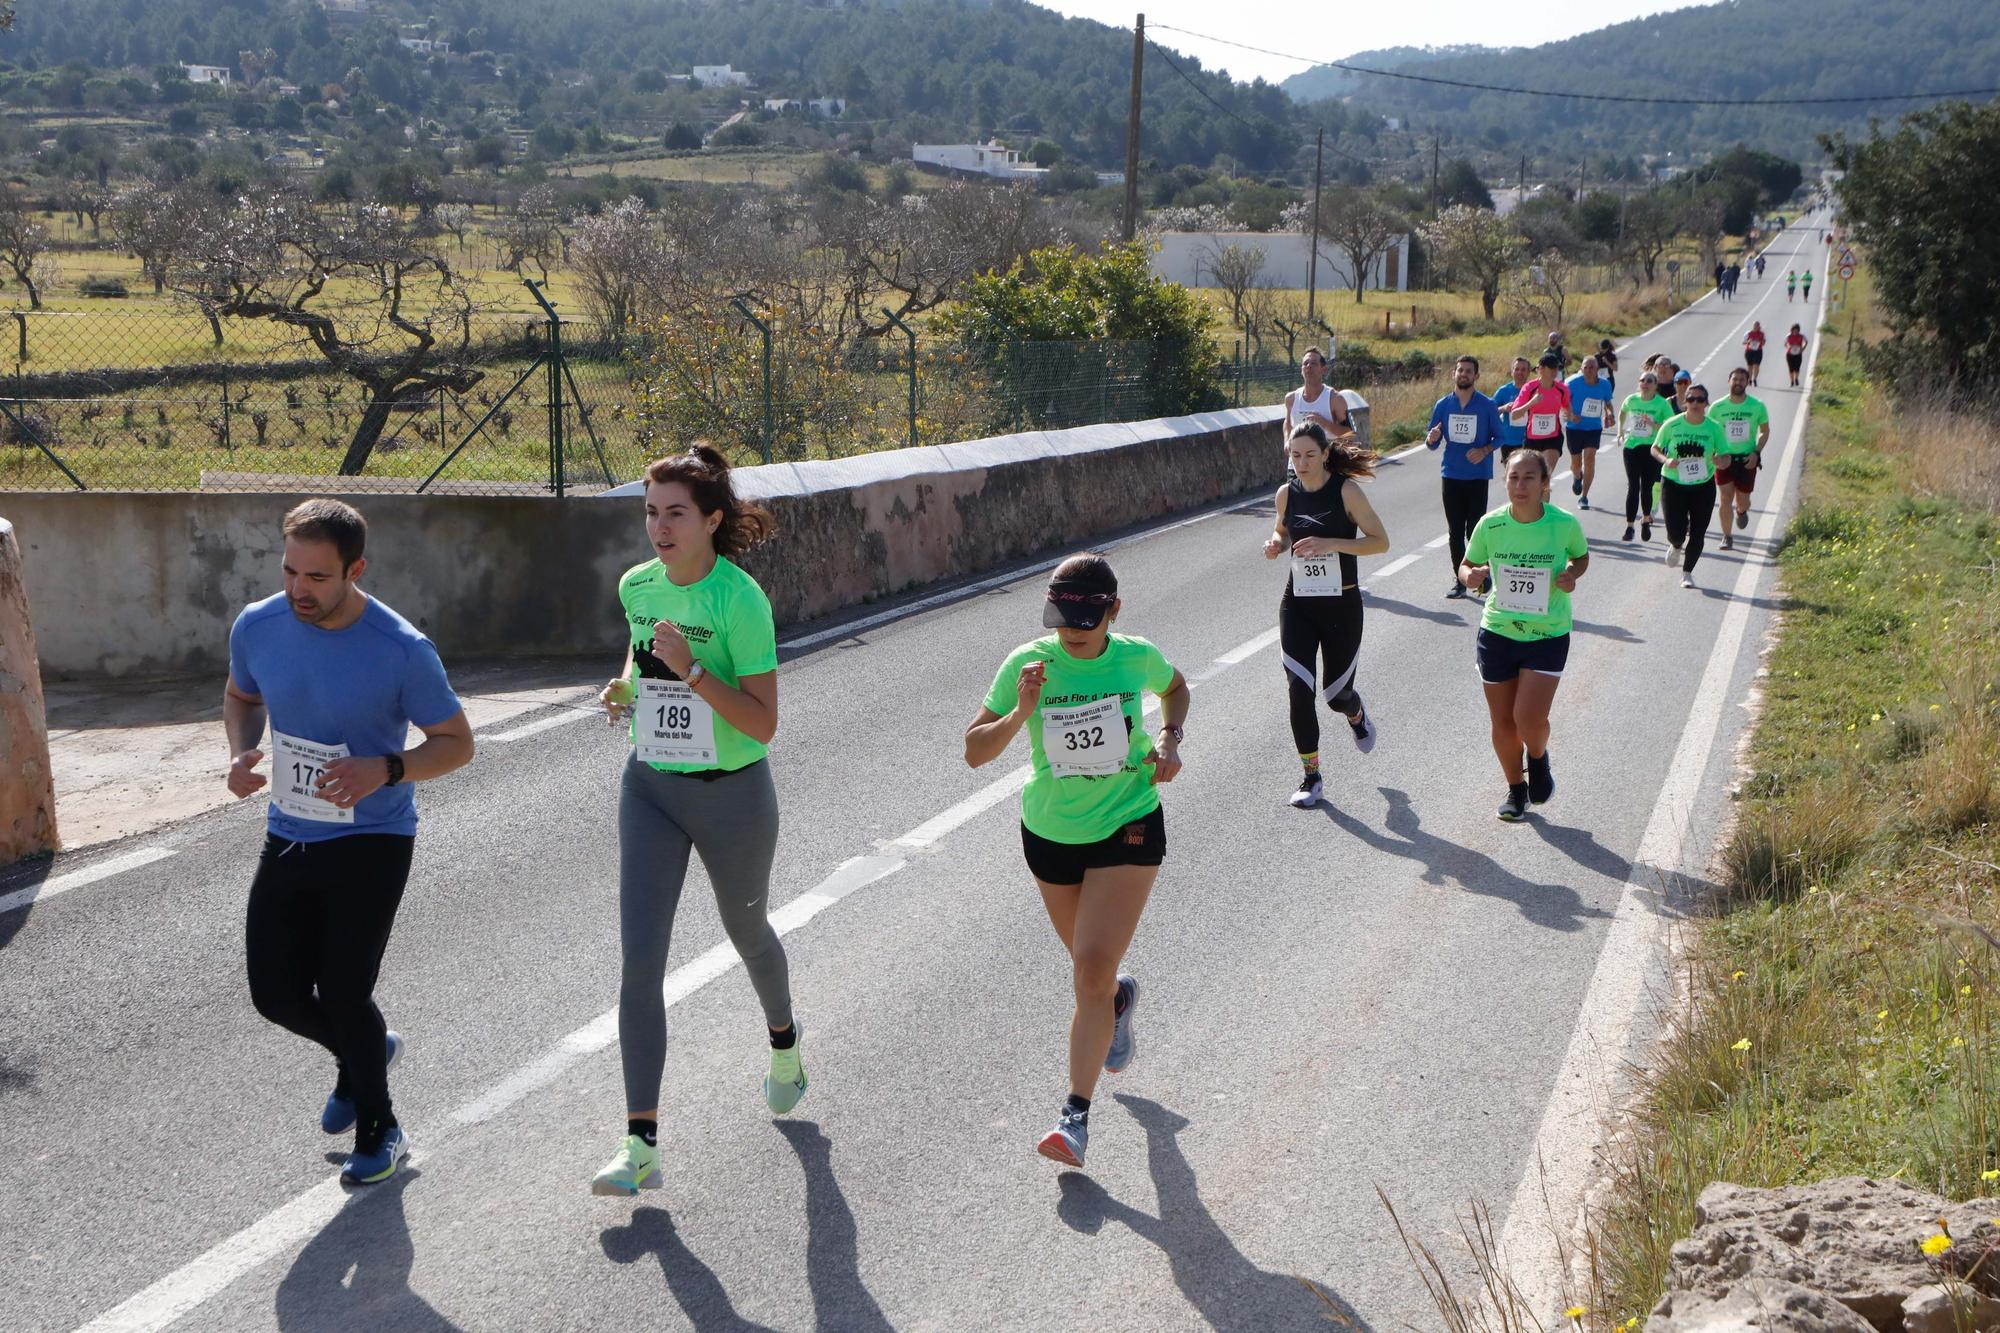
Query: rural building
[[912, 141, 1044, 181], [808, 97, 845, 117], [181, 64, 233, 87], [321, 0, 371, 11], [1146, 230, 1411, 295], [692, 64, 752, 89], [399, 37, 451, 56]]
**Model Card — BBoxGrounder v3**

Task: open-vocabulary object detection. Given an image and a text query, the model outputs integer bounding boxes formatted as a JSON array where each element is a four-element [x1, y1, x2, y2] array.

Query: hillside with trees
[[1280, 0, 2000, 162]]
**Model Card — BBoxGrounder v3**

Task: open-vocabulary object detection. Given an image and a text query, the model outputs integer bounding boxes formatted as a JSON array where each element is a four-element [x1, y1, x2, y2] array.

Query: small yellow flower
[[1871, 712, 1882, 722], [1732, 1038, 1752, 1051], [1921, 1233, 1953, 1257], [1954, 1037, 1967, 1048], [1732, 970, 1746, 980], [1878, 1010, 1890, 1021], [1931, 704, 1942, 712], [1963, 985, 1974, 997], [1981, 1169, 1998, 1182], [1565, 1307, 1587, 1321]]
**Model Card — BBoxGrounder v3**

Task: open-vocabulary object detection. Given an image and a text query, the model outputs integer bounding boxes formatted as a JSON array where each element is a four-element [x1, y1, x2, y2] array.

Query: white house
[[808, 97, 845, 118], [912, 141, 1044, 182], [182, 64, 232, 87], [321, 0, 371, 11], [763, 98, 801, 113], [692, 64, 751, 89], [399, 37, 451, 56], [1147, 230, 1410, 295]]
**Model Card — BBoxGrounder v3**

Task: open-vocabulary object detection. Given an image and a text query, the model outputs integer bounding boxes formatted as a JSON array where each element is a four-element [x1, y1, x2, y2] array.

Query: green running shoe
[[590, 1134, 661, 1196], [765, 1026, 808, 1115]]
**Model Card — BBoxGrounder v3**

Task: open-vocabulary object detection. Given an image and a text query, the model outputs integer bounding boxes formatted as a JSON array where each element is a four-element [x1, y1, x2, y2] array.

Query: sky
[[1033, 0, 1714, 88]]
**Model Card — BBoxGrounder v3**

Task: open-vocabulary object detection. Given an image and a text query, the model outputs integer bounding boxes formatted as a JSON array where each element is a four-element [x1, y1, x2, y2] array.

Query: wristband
[[384, 752, 405, 787]]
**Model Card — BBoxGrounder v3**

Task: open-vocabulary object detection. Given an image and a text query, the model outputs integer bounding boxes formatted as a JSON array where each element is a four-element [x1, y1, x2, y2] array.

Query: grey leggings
[[618, 754, 793, 1113]]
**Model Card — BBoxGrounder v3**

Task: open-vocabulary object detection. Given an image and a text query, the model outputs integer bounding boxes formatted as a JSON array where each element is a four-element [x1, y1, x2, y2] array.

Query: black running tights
[[1280, 592, 1363, 756], [1661, 480, 1717, 572], [1622, 448, 1662, 523], [245, 832, 413, 1130], [1442, 478, 1489, 577]]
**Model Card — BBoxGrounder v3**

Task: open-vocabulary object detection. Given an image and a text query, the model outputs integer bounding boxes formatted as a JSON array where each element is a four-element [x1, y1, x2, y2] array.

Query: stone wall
[[6, 401, 1371, 680]]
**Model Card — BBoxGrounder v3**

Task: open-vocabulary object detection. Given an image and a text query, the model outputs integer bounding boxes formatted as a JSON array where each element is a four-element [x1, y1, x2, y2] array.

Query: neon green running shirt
[[619, 556, 779, 773], [1619, 392, 1674, 450], [1655, 413, 1728, 487], [1706, 395, 1770, 456], [1464, 503, 1589, 643], [984, 633, 1176, 844]]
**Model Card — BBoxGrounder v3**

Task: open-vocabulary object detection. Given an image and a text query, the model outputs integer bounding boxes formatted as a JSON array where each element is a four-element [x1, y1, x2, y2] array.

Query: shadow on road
[[275, 1168, 461, 1332], [1057, 1094, 1372, 1331], [602, 1206, 780, 1332], [774, 1120, 894, 1333], [1364, 594, 1473, 629], [0, 855, 50, 951], [1318, 788, 1613, 933]]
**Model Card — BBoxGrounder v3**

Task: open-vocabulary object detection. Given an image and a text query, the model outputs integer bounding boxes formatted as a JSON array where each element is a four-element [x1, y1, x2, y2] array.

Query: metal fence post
[[882, 307, 917, 450], [524, 279, 565, 496], [730, 297, 773, 464]]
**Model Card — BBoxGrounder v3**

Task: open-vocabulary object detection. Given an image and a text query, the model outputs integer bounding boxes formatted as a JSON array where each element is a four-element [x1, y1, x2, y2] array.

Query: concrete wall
[[0, 518, 58, 855], [6, 402, 1377, 680], [1147, 230, 1411, 294]]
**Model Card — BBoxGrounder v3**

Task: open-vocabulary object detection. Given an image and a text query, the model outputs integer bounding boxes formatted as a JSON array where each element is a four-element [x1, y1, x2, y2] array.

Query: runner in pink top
[[1742, 322, 1767, 387], [1504, 350, 1572, 477]]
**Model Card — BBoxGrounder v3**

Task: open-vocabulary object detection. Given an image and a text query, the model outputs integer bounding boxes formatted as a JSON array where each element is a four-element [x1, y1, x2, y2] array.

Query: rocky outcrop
[[1648, 1178, 2000, 1332]]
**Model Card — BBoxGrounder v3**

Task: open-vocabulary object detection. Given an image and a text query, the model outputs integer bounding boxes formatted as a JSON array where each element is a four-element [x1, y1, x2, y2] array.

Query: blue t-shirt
[[1565, 374, 1615, 434], [229, 593, 462, 842], [1491, 381, 1527, 447], [1426, 391, 1502, 480]]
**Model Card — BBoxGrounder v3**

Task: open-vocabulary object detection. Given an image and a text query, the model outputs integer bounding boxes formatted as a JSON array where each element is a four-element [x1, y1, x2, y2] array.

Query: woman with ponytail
[[589, 442, 805, 1196]]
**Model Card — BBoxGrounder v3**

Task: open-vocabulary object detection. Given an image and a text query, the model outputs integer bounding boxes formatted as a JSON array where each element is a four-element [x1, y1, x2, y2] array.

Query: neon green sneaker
[[590, 1135, 661, 1196], [764, 1027, 808, 1115]]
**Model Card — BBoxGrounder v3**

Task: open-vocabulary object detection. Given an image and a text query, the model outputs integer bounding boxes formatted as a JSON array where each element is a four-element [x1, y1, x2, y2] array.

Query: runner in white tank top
[[1283, 347, 1348, 468]]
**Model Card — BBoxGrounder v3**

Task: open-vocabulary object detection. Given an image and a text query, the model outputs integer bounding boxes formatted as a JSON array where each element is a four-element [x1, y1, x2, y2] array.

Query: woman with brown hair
[[590, 443, 805, 1196]]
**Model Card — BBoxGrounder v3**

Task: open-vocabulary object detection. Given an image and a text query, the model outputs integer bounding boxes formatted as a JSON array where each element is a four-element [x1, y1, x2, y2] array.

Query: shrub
[[78, 274, 129, 298]]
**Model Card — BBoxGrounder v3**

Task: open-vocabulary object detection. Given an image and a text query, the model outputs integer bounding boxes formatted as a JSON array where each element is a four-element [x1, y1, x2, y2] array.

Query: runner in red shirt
[[1742, 322, 1767, 387], [1784, 324, 1807, 387], [1504, 351, 1572, 479]]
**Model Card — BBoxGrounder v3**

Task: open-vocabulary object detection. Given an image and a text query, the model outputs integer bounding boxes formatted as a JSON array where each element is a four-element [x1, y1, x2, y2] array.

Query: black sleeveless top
[[1284, 475, 1358, 592]]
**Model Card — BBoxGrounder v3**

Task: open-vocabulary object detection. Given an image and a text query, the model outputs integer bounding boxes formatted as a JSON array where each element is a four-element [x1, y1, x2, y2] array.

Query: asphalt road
[[1, 219, 1834, 1333]]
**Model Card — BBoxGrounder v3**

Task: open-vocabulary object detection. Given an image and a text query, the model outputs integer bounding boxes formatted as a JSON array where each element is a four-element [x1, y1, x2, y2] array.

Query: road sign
[[1839, 248, 1857, 268], [1666, 260, 1680, 274], [1840, 262, 1856, 281]]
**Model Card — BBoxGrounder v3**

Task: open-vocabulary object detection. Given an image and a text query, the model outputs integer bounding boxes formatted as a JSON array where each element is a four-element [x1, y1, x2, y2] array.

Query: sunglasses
[[1685, 394, 1709, 404]]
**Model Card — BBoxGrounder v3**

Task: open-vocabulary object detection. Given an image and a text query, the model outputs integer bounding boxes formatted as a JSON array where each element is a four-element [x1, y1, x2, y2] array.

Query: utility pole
[[1520, 153, 1527, 204], [1307, 127, 1323, 319], [1577, 156, 1586, 204], [1121, 13, 1145, 242], [1431, 135, 1440, 218]]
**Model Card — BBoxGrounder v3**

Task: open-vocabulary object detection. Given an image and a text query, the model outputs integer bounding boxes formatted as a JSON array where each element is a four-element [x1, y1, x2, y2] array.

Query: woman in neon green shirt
[[1651, 386, 1728, 588], [588, 444, 806, 1197], [966, 553, 1191, 1169], [1459, 450, 1589, 821], [1617, 369, 1674, 543]]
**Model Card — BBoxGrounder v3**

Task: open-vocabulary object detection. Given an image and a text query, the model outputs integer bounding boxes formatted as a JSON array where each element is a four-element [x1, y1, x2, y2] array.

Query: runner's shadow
[[1568, 617, 1643, 644], [774, 1121, 893, 1333], [1319, 788, 1612, 933], [602, 1206, 781, 1332], [1527, 818, 1632, 883], [1364, 594, 1473, 629], [275, 1169, 461, 1332], [1056, 1095, 1371, 1332], [0, 855, 49, 951]]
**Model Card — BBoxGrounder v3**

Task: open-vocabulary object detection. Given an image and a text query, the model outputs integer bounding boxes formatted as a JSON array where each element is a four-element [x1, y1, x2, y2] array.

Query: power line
[[1146, 39, 1374, 168], [1149, 23, 2000, 108]]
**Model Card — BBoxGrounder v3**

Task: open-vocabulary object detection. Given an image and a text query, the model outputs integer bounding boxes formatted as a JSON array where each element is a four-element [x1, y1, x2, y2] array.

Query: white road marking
[[0, 847, 178, 917], [1371, 553, 1423, 580], [1424, 534, 1450, 549], [485, 710, 597, 744], [1497, 240, 1827, 1318]]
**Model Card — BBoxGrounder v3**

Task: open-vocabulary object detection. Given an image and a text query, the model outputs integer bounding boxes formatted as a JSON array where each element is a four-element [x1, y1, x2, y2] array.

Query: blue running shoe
[[322, 1030, 403, 1135], [340, 1124, 410, 1186], [1036, 1103, 1089, 1168], [1104, 976, 1139, 1074]]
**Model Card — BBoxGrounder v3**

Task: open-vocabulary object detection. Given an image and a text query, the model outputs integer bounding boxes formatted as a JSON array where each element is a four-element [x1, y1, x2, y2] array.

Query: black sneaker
[[1446, 581, 1467, 600], [1623, 523, 1635, 542], [1497, 784, 1529, 822], [1571, 476, 1582, 496], [1578, 495, 1590, 510], [1736, 509, 1748, 530], [1641, 519, 1653, 542], [1526, 752, 1554, 805]]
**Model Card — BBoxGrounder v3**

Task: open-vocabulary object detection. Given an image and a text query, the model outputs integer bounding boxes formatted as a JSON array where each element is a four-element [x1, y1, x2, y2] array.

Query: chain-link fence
[[0, 308, 1426, 493]]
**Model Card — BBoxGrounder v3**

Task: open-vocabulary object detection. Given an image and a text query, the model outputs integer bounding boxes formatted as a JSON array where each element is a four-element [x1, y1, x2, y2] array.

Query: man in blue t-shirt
[[1489, 356, 1532, 461], [1426, 354, 1504, 601], [1564, 356, 1616, 511], [223, 497, 473, 1187]]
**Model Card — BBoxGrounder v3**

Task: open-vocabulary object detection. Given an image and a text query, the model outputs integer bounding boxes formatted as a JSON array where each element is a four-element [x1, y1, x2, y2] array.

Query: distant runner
[[1424, 355, 1502, 600], [1707, 368, 1771, 550], [1563, 356, 1614, 510], [1784, 323, 1807, 387], [1490, 356, 1533, 467], [1618, 370, 1673, 544], [1281, 347, 1351, 471], [1742, 321, 1767, 388], [1652, 384, 1726, 589]]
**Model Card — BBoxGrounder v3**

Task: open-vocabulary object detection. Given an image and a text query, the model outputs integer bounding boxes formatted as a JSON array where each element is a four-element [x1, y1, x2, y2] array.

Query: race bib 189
[[635, 679, 718, 767], [1491, 564, 1551, 617], [1291, 553, 1343, 598], [270, 729, 354, 824], [1043, 695, 1125, 778], [1447, 413, 1477, 444]]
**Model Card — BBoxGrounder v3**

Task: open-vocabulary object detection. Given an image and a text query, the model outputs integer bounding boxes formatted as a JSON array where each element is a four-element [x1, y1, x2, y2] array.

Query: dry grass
[[1889, 396, 2000, 515]]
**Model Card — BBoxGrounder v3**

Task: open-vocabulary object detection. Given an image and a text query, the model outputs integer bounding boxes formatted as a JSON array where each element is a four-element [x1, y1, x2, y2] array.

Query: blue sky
[[1034, 0, 1712, 87]]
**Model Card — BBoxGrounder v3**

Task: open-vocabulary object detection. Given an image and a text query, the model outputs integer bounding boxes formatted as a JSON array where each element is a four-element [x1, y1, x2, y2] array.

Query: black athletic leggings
[[1661, 480, 1717, 572], [1622, 448, 1662, 522], [246, 832, 414, 1131], [1442, 478, 1488, 578], [1280, 590, 1363, 755]]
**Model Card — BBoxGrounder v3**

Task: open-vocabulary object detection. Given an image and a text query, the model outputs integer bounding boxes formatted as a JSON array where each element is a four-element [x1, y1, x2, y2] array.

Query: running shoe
[[1104, 975, 1139, 1074], [1348, 706, 1376, 755], [1497, 783, 1530, 822], [1571, 476, 1582, 496], [341, 1124, 410, 1187], [591, 1134, 662, 1196], [1623, 524, 1635, 542], [1641, 519, 1653, 542], [1446, 581, 1467, 600], [764, 1026, 808, 1115], [1578, 495, 1590, 510], [322, 1029, 404, 1136], [1289, 772, 1324, 809], [1037, 1104, 1089, 1168], [1681, 573, 1696, 590], [1737, 510, 1748, 531], [1526, 752, 1555, 805], [1666, 545, 1681, 567], [1720, 536, 1734, 552]]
